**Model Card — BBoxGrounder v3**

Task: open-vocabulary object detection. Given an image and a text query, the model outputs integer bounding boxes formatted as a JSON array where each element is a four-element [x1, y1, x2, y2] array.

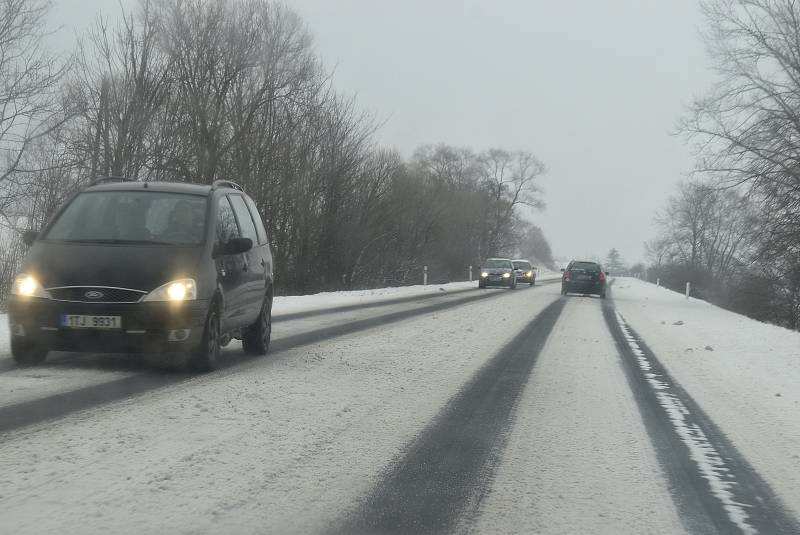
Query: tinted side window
[[228, 195, 258, 245], [216, 197, 240, 244], [244, 195, 267, 245]]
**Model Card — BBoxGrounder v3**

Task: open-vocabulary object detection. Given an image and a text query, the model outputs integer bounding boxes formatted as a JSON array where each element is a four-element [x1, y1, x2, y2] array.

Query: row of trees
[[646, 0, 800, 328], [0, 0, 553, 305]]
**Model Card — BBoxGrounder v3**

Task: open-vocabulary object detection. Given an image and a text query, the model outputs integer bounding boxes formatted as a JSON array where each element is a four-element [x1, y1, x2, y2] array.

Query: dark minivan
[[561, 260, 608, 298], [7, 178, 273, 371]]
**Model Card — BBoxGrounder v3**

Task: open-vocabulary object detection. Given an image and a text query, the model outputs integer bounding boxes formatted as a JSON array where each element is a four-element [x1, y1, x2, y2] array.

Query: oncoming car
[[561, 260, 608, 298], [478, 258, 517, 289], [512, 259, 536, 286], [7, 178, 273, 371]]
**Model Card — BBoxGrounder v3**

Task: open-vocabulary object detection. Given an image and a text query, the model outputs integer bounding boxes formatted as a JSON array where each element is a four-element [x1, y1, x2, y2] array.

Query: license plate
[[490, 276, 501, 281], [61, 315, 122, 329], [578, 275, 592, 281]]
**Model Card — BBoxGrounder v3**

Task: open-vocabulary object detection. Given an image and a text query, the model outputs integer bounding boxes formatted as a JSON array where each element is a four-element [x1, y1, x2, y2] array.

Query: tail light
[[564, 271, 571, 282], [599, 271, 606, 282]]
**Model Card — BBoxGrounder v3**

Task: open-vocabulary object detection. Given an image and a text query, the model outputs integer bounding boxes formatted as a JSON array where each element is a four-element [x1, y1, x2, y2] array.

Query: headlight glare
[[481, 272, 489, 278], [502, 273, 511, 278], [143, 279, 197, 302], [12, 274, 50, 298]]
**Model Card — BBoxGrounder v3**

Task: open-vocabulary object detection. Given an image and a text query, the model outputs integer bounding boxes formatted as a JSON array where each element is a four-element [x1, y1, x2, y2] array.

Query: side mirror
[[605, 271, 610, 276], [215, 237, 253, 257], [225, 237, 253, 255], [560, 268, 565, 272], [22, 230, 38, 246]]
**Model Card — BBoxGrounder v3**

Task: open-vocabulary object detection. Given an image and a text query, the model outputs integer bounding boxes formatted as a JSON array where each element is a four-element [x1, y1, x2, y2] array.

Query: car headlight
[[502, 273, 511, 278], [142, 279, 197, 302], [481, 272, 489, 277], [527, 271, 533, 277], [12, 274, 50, 298]]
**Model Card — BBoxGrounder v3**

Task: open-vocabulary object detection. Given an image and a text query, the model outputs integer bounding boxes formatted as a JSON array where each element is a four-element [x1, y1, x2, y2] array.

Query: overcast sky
[[49, 0, 713, 265]]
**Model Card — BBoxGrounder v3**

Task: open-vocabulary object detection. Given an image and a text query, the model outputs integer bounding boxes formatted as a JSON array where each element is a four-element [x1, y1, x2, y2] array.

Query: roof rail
[[89, 175, 136, 186], [211, 180, 243, 192]]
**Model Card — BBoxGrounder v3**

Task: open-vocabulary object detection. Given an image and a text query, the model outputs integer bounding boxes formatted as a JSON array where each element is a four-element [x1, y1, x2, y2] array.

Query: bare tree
[[0, 0, 66, 217]]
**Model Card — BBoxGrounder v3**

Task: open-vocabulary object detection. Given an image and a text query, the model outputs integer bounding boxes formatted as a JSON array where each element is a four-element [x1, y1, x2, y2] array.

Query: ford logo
[[85, 290, 104, 299]]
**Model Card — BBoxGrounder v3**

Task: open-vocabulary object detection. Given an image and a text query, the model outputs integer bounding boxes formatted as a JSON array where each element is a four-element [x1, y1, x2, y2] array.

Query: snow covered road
[[1, 278, 799, 534]]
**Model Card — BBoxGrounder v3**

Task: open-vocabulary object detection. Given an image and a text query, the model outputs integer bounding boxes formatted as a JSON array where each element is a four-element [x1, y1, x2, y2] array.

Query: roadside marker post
[[468, 266, 472, 282], [424, 265, 428, 286], [686, 281, 691, 299], [657, 278, 660, 287]]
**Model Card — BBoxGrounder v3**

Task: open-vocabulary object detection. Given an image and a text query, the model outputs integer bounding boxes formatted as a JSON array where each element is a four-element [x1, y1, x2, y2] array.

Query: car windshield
[[484, 259, 511, 268], [44, 191, 207, 245], [513, 261, 531, 270]]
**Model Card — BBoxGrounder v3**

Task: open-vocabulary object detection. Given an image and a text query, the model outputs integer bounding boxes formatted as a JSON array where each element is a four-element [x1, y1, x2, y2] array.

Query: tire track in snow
[[0, 284, 547, 436], [603, 299, 800, 534], [340, 297, 567, 534]]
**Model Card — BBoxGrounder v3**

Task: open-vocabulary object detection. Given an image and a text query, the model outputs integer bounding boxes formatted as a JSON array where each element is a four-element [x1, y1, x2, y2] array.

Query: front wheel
[[11, 338, 48, 366], [243, 296, 272, 355], [189, 308, 221, 372]]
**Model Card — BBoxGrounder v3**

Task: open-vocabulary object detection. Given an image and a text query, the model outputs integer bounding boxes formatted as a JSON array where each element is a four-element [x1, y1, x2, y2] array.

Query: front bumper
[[7, 297, 209, 354]]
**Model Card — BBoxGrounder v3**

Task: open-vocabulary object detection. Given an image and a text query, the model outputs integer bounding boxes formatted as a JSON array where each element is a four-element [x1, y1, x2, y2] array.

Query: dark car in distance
[[561, 260, 608, 298], [512, 259, 536, 286], [7, 178, 273, 371], [479, 258, 517, 289]]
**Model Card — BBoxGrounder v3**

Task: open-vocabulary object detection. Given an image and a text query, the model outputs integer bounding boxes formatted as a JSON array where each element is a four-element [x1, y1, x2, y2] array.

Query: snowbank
[[612, 277, 800, 517], [272, 281, 475, 316]]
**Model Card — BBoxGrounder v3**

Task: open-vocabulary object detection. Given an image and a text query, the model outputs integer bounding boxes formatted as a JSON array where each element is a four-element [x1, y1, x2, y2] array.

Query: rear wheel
[[478, 281, 486, 289], [243, 295, 272, 355], [189, 308, 221, 372], [11, 338, 48, 366]]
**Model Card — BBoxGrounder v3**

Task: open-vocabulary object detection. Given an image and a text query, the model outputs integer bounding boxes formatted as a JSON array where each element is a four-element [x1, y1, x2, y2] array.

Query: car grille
[[47, 287, 147, 303]]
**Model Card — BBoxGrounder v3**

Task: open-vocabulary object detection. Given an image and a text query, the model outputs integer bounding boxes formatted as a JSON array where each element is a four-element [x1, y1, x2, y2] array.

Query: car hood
[[21, 241, 205, 292], [482, 268, 513, 274]]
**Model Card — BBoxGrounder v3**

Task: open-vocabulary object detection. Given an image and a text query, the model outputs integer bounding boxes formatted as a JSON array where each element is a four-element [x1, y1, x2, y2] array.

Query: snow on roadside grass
[[612, 277, 800, 518], [0, 285, 563, 534]]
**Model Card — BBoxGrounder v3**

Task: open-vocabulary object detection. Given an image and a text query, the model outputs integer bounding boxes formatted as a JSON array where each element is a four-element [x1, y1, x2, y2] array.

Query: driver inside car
[[162, 200, 196, 241], [114, 202, 151, 241]]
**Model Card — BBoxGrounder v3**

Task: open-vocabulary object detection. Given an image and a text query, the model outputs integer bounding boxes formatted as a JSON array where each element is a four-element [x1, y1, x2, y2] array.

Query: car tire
[[561, 286, 567, 295], [189, 307, 221, 372], [478, 281, 486, 289], [600, 292, 607, 299], [11, 338, 48, 366], [510, 281, 517, 290], [243, 295, 272, 355], [530, 280, 535, 286]]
